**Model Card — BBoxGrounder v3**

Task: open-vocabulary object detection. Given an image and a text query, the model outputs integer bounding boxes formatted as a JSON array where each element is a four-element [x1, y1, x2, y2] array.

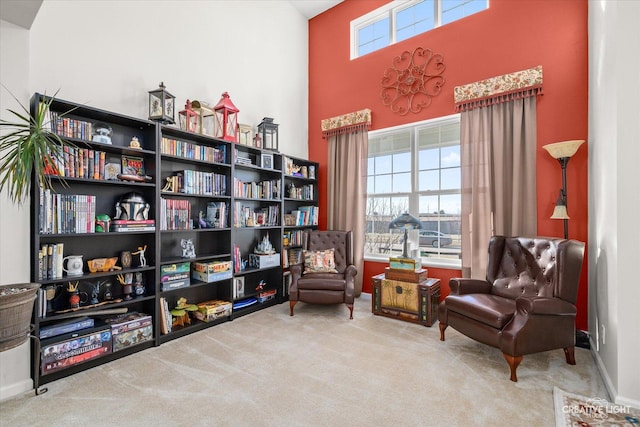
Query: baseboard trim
[[589, 336, 640, 408], [0, 379, 32, 402]]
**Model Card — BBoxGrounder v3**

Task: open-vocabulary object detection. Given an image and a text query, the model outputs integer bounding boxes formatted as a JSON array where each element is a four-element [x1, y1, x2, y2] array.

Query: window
[[365, 115, 461, 266], [352, 0, 488, 59]]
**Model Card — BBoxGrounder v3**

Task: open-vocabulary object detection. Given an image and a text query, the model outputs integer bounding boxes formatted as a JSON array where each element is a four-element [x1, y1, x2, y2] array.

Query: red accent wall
[[308, 0, 589, 330]]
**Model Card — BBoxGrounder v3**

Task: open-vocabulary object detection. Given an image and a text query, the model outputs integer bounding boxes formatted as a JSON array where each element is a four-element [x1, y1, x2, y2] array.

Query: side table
[[371, 273, 440, 327]]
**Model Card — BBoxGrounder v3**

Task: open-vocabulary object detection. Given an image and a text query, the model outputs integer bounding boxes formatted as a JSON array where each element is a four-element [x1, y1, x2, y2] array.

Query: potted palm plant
[[0, 88, 74, 352]]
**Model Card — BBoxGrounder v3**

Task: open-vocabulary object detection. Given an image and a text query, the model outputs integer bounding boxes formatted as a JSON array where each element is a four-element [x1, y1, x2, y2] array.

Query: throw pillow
[[303, 249, 338, 274]]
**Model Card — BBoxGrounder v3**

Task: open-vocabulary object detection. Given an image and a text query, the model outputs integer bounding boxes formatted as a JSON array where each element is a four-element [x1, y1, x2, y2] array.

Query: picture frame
[[233, 276, 245, 299], [260, 153, 274, 169]]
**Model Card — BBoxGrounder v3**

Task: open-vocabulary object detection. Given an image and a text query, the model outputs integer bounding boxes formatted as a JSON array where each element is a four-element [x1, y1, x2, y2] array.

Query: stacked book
[[110, 219, 155, 232]]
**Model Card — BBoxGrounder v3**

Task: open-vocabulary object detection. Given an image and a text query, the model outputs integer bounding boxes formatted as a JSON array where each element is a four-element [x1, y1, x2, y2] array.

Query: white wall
[[588, 0, 640, 407], [0, 0, 309, 400], [28, 0, 309, 159], [0, 19, 34, 401]]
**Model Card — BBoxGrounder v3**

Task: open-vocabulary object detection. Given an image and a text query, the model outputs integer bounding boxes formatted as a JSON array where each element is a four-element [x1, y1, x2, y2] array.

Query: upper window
[[365, 115, 462, 266], [352, 0, 488, 59]]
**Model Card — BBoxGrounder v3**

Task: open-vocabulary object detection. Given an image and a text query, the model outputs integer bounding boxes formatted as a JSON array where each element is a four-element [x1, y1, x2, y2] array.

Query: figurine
[[134, 272, 145, 297], [256, 280, 266, 292], [129, 136, 142, 149], [132, 245, 148, 267]]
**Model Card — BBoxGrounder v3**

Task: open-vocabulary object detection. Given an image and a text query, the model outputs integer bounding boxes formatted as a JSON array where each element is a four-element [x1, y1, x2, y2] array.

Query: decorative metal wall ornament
[[380, 47, 446, 115]]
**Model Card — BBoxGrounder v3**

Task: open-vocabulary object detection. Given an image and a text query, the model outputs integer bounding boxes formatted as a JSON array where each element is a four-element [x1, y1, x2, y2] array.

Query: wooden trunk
[[371, 274, 440, 327]]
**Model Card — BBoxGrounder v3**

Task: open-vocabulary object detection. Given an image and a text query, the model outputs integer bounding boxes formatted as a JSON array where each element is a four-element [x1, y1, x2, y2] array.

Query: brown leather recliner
[[289, 230, 357, 319], [439, 236, 585, 381]]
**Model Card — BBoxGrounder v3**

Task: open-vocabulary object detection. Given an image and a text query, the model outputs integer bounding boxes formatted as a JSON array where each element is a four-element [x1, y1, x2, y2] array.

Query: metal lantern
[[148, 82, 175, 124], [179, 100, 200, 133], [191, 100, 215, 137], [258, 117, 279, 151], [213, 92, 239, 142]]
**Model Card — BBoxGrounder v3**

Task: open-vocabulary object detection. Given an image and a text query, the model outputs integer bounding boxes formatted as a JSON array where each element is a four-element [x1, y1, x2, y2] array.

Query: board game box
[[41, 327, 112, 375]]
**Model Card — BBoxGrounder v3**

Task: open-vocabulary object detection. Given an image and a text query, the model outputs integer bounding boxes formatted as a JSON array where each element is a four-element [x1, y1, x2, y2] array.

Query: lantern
[[148, 82, 175, 124], [191, 100, 215, 137], [238, 124, 253, 146], [258, 117, 279, 151], [213, 92, 239, 142], [179, 100, 200, 133]]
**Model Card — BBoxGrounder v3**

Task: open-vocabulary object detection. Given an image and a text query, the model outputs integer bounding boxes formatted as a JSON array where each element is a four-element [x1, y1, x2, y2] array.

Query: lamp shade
[[550, 190, 570, 219], [389, 212, 423, 230], [542, 140, 584, 159]]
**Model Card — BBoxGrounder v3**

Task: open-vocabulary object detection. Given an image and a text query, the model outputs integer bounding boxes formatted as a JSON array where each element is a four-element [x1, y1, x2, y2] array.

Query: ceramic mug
[[63, 255, 84, 276]]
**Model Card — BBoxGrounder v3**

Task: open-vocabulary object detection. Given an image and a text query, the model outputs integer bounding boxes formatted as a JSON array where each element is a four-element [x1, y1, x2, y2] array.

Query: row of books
[[291, 206, 319, 226], [160, 198, 192, 230], [159, 297, 173, 334], [282, 247, 303, 269], [166, 169, 227, 196], [233, 203, 280, 228], [233, 178, 281, 200], [283, 229, 305, 247], [45, 108, 94, 140], [233, 244, 242, 273], [287, 183, 314, 200], [44, 146, 108, 179], [39, 190, 96, 234], [205, 201, 228, 229], [161, 137, 227, 163], [38, 243, 64, 281]]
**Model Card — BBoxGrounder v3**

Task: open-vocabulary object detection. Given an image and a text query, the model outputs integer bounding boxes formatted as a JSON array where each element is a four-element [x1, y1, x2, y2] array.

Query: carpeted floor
[[1, 295, 608, 426], [554, 387, 640, 426]]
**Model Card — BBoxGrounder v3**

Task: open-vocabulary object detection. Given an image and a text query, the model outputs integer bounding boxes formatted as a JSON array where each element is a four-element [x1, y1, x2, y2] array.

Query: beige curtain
[[457, 67, 542, 279], [326, 130, 368, 296]]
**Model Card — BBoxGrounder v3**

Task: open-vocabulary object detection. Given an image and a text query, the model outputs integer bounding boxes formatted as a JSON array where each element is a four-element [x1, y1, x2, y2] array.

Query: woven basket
[[0, 283, 40, 352]]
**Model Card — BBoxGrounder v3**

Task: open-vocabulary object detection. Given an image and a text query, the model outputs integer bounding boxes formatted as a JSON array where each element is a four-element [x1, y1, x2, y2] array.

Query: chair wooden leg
[[346, 303, 353, 319], [564, 346, 576, 365], [502, 353, 523, 382], [289, 300, 297, 316], [439, 322, 447, 341]]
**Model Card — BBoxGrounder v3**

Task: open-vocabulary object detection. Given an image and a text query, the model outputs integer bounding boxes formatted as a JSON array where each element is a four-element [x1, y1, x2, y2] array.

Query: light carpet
[[554, 387, 640, 426], [1, 295, 608, 426]]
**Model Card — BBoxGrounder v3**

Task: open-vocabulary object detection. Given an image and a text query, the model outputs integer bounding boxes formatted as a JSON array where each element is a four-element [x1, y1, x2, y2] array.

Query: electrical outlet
[[601, 324, 606, 345]]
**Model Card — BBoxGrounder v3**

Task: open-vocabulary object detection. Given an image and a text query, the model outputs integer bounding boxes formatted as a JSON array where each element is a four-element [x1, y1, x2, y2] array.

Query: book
[[55, 243, 64, 279]]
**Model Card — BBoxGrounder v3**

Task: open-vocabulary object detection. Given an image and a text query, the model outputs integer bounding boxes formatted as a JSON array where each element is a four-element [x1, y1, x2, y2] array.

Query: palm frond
[[0, 87, 74, 205]]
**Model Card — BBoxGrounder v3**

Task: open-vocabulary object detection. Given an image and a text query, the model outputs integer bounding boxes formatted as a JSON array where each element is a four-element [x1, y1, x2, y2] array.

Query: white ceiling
[[0, 0, 342, 29], [0, 0, 43, 29], [289, 0, 342, 19]]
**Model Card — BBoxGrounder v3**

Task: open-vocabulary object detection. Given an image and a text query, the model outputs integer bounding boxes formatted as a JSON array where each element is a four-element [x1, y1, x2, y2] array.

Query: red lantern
[[179, 100, 200, 133], [213, 92, 239, 142]]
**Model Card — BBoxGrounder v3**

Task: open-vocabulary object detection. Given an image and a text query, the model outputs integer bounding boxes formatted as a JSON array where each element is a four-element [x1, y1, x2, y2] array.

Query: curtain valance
[[454, 66, 543, 112], [321, 108, 372, 138]]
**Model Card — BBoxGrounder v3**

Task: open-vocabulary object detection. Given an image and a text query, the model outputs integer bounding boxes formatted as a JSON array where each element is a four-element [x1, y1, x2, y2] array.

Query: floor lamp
[[542, 140, 584, 239]]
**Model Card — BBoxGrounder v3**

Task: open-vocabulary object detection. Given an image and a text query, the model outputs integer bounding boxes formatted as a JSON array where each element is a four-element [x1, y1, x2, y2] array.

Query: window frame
[[365, 113, 462, 269], [351, 0, 488, 60]]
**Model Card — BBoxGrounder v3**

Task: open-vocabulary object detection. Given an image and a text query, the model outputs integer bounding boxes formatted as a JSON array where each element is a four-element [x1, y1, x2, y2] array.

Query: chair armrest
[[515, 296, 576, 316], [344, 265, 357, 301], [449, 278, 492, 295]]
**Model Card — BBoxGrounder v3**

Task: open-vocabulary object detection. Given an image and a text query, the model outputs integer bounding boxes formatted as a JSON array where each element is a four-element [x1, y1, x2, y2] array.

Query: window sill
[[364, 254, 461, 270]]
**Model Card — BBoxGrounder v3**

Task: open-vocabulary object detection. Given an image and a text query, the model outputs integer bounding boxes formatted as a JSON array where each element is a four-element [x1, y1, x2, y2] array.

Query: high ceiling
[[0, 1, 342, 29]]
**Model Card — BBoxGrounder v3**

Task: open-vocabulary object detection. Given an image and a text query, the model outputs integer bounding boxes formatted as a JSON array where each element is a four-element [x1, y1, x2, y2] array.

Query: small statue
[[129, 136, 142, 149], [132, 245, 148, 267]]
